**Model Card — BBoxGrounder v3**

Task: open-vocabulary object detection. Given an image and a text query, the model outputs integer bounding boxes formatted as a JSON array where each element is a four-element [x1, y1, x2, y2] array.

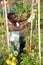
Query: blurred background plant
[[20, 50, 39, 65], [0, 0, 43, 65]]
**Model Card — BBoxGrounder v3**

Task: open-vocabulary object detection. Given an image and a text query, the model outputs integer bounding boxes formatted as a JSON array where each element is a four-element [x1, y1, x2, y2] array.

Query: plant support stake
[[38, 0, 41, 65], [30, 0, 34, 50], [4, 0, 9, 48]]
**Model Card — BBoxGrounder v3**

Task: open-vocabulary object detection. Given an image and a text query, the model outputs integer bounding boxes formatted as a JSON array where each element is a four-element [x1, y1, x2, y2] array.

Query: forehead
[[11, 15, 18, 19], [11, 14, 17, 18]]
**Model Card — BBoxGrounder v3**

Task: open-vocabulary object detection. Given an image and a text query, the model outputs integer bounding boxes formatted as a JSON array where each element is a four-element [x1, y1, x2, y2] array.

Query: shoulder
[[8, 22, 12, 25]]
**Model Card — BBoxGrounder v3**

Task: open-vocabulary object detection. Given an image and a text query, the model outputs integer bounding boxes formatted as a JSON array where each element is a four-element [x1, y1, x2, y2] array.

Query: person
[[7, 12, 30, 53]]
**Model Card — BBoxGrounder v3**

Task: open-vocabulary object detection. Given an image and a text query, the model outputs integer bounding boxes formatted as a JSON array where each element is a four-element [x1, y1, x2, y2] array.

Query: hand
[[27, 13, 30, 18], [27, 15, 32, 23], [27, 13, 35, 23]]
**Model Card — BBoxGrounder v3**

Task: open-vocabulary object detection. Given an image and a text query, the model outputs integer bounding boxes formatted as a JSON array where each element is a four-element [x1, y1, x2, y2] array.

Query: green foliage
[[6, 51, 18, 65], [20, 51, 39, 65], [25, 35, 30, 44], [0, 0, 43, 65], [40, 13, 43, 20], [40, 0, 43, 25], [14, 3, 30, 16], [15, 3, 24, 16], [0, 9, 3, 15], [0, 38, 15, 64], [0, 59, 2, 65], [0, 17, 5, 23], [0, 26, 5, 35], [0, 17, 14, 64]]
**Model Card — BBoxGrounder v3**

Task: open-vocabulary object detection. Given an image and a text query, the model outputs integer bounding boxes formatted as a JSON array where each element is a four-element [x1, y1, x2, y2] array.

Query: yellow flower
[[6, 59, 12, 65], [23, 47, 28, 51], [23, 45, 29, 51], [11, 62, 16, 65]]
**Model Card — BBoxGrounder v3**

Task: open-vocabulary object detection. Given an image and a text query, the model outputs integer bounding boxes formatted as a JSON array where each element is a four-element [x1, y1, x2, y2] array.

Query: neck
[[11, 21, 16, 26]]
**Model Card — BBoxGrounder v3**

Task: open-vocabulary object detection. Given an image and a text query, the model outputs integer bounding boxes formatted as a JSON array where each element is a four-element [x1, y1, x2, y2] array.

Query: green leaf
[[40, 13, 43, 20]]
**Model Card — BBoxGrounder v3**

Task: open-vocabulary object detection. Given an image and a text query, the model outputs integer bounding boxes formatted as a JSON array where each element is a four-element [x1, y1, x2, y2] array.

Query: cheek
[[11, 17, 15, 21], [13, 18, 15, 21]]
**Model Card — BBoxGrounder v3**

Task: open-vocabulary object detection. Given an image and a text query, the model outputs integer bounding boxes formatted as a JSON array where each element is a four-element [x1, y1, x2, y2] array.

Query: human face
[[11, 15, 18, 22]]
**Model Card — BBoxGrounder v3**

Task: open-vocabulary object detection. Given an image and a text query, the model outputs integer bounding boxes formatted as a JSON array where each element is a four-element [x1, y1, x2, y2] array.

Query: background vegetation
[[0, 0, 43, 65]]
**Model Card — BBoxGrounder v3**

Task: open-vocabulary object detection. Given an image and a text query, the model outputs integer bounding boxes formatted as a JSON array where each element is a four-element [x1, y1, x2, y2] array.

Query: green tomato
[[12, 57, 16, 61], [14, 51, 18, 57]]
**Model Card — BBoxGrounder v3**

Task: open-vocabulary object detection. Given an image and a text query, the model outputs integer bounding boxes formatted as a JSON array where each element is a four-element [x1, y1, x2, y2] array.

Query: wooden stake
[[30, 0, 34, 50], [23, 0, 27, 8], [38, 0, 41, 65], [4, 0, 9, 48]]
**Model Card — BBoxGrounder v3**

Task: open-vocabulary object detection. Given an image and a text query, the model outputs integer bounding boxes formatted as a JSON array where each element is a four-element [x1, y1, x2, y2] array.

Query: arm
[[12, 22, 29, 31], [16, 14, 30, 22]]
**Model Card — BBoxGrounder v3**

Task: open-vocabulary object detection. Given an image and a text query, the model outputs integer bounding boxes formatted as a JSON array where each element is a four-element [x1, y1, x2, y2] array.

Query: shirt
[[8, 22, 19, 41], [9, 22, 20, 49]]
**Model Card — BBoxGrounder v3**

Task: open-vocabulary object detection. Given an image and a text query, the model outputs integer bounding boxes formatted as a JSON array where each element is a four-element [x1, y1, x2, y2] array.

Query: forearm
[[17, 14, 30, 22], [23, 22, 29, 28], [11, 22, 28, 31]]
